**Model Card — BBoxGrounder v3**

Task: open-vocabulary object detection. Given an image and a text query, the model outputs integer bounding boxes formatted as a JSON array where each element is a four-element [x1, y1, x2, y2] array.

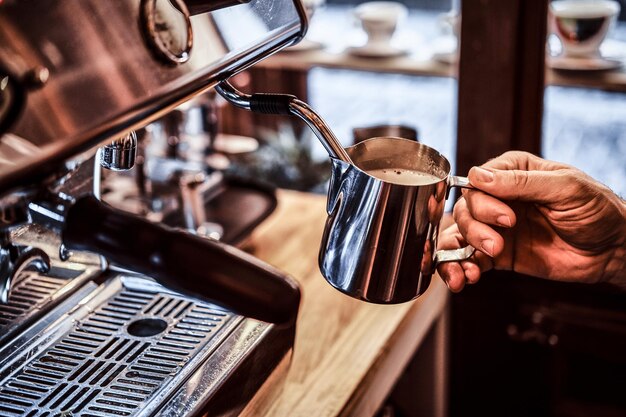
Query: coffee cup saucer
[[346, 42, 408, 59], [431, 50, 458, 65], [547, 54, 623, 71], [430, 36, 458, 65]]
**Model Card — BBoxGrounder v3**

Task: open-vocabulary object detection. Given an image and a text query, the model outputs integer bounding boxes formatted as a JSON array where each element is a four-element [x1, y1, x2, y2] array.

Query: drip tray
[[1, 223, 103, 347], [0, 268, 84, 342], [0, 266, 100, 348], [0, 275, 294, 417]]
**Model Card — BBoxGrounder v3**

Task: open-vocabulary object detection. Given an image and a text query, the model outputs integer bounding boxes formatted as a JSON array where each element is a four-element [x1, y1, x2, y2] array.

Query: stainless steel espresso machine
[[0, 1, 309, 416]]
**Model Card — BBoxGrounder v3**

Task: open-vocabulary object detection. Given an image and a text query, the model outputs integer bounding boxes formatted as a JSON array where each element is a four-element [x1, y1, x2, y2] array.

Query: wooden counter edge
[[240, 190, 453, 417], [338, 279, 449, 417]]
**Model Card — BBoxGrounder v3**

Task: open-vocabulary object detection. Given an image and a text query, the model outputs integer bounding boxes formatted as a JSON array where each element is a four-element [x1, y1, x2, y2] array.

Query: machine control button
[[140, 0, 193, 65]]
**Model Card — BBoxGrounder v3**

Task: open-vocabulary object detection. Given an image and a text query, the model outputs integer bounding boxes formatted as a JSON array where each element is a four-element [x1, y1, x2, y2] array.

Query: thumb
[[468, 166, 569, 203]]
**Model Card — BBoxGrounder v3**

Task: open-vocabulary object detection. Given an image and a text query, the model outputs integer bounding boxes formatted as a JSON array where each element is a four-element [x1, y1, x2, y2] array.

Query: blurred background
[[222, 0, 626, 200], [217, 1, 626, 416]]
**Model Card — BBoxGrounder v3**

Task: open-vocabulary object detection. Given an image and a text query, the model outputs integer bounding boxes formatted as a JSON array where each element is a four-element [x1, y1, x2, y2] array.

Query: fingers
[[468, 165, 572, 204], [463, 188, 517, 228], [453, 198, 505, 258], [437, 225, 468, 292], [466, 151, 577, 204], [439, 262, 466, 292], [461, 261, 481, 284], [482, 151, 570, 172], [437, 224, 495, 292]]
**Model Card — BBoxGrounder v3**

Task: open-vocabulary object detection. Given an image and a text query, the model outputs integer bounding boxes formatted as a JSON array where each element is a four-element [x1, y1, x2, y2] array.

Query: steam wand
[[215, 81, 354, 164]]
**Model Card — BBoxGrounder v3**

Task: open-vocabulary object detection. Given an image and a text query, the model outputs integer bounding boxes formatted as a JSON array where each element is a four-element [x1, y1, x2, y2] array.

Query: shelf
[[259, 48, 626, 93], [259, 49, 455, 78], [547, 68, 626, 92]]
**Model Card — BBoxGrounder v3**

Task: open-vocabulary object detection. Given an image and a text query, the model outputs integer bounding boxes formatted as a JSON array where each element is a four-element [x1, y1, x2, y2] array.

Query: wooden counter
[[240, 190, 450, 417]]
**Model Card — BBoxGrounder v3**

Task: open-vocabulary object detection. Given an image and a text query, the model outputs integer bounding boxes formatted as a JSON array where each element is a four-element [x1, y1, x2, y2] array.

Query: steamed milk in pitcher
[[367, 168, 441, 186]]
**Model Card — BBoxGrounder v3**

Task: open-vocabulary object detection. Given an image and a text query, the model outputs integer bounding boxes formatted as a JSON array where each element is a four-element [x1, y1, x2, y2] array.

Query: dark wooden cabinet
[[450, 272, 626, 417]]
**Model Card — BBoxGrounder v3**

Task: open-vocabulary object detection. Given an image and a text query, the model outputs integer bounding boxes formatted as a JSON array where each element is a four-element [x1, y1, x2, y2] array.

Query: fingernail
[[496, 215, 512, 227], [473, 167, 494, 183], [480, 239, 495, 257]]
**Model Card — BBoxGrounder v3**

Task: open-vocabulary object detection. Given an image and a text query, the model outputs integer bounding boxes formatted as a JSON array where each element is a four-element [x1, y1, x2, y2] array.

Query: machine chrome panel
[[0, 275, 241, 416], [0, 0, 306, 193]]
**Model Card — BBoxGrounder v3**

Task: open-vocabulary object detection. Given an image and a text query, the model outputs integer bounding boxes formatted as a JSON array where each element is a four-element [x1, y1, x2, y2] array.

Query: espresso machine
[[0, 1, 310, 415]]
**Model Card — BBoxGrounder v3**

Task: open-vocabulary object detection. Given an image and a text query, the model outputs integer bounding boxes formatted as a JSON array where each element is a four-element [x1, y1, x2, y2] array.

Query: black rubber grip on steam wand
[[62, 195, 300, 326], [250, 93, 296, 115]]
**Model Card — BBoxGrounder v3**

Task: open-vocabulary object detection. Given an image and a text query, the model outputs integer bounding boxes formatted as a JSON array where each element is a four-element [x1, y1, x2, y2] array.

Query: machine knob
[[140, 0, 193, 65], [100, 131, 138, 171]]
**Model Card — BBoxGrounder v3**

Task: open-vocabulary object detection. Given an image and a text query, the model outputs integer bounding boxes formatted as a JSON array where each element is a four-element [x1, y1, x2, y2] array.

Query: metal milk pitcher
[[319, 137, 475, 304]]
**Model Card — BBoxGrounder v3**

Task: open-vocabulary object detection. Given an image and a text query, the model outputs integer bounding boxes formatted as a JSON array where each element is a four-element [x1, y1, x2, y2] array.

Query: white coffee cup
[[439, 10, 461, 39], [354, 1, 408, 46], [550, 0, 621, 58], [302, 0, 325, 20]]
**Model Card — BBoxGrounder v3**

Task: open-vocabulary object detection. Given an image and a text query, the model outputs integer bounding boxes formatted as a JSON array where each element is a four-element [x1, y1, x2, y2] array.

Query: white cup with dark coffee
[[550, 0, 621, 58]]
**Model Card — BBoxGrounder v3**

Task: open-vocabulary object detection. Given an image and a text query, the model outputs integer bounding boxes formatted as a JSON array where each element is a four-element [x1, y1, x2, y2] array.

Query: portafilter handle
[[62, 195, 300, 326]]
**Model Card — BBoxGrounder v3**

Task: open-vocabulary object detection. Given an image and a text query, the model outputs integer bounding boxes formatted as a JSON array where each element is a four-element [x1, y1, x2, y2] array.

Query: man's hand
[[438, 151, 626, 292]]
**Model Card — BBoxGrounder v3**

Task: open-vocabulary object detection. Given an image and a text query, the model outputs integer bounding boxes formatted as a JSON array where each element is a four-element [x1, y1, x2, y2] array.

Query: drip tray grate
[[0, 267, 91, 345], [0, 271, 74, 327], [0, 276, 238, 417]]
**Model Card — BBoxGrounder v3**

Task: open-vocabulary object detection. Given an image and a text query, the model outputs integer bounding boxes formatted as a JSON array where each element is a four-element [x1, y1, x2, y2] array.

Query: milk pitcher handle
[[435, 175, 476, 265]]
